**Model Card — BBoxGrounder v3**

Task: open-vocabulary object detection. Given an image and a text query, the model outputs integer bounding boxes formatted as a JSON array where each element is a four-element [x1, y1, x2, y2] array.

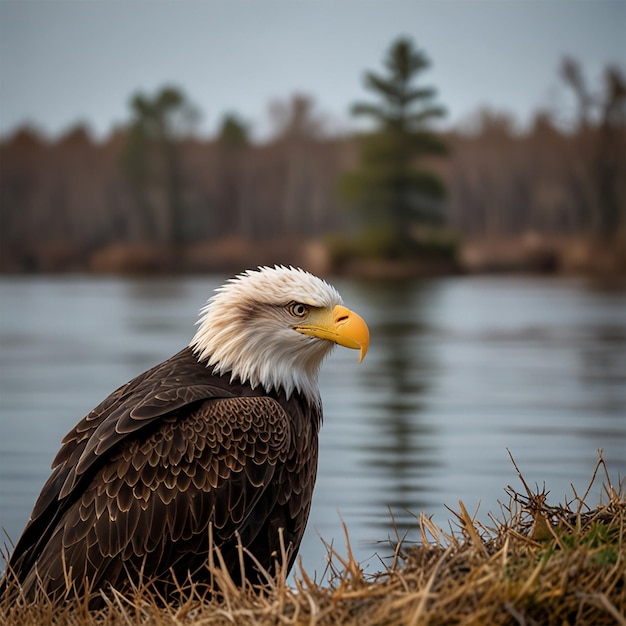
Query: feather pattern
[[4, 348, 320, 601]]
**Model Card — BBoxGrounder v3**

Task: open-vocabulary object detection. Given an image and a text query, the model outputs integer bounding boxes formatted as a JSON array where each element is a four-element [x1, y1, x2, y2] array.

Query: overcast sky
[[1, 0, 624, 141]]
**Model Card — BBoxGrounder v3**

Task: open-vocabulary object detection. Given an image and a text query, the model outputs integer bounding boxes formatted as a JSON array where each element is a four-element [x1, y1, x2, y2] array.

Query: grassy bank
[[2, 453, 624, 625]]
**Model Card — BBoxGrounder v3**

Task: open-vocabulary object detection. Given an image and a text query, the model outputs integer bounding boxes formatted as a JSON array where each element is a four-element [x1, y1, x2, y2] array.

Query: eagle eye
[[288, 302, 309, 318]]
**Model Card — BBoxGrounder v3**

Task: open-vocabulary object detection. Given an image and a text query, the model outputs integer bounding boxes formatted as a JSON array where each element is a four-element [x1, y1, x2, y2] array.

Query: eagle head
[[190, 266, 369, 403]]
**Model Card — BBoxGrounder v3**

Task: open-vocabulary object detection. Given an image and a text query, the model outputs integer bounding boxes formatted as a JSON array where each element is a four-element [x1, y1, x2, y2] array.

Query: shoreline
[[1, 233, 623, 280]]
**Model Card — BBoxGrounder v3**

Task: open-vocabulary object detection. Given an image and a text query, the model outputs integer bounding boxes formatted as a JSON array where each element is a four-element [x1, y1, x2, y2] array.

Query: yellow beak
[[293, 304, 370, 362]]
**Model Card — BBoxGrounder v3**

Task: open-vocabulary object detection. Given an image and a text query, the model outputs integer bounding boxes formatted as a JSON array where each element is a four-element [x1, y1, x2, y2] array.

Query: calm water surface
[[1, 275, 624, 577]]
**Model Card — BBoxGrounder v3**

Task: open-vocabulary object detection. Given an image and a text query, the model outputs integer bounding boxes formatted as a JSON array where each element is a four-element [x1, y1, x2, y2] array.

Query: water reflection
[[356, 280, 442, 529], [577, 325, 626, 412], [330, 276, 626, 557]]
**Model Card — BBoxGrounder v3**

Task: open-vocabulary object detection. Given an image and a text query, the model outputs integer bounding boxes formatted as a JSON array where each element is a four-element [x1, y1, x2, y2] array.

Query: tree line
[[0, 39, 624, 274]]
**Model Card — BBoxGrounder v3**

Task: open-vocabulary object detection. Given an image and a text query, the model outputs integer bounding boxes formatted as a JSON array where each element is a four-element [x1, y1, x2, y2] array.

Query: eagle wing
[[4, 349, 312, 600]]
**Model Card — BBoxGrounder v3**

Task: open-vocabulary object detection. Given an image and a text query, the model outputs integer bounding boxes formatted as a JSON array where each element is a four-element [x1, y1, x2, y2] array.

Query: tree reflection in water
[[354, 278, 443, 536]]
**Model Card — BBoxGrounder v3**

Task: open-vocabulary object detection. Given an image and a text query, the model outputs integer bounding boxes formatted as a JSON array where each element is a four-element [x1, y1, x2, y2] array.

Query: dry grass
[[1, 451, 624, 625]]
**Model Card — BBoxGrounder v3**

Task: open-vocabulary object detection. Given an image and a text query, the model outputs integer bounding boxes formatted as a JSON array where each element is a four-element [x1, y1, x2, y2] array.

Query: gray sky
[[1, 0, 624, 141]]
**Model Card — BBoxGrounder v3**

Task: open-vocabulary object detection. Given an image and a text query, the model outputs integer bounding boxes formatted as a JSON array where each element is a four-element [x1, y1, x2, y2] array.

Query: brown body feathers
[[3, 347, 320, 601]]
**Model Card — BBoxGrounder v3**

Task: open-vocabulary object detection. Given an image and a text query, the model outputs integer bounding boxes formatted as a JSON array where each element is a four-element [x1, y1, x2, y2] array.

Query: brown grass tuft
[[2, 451, 624, 625]]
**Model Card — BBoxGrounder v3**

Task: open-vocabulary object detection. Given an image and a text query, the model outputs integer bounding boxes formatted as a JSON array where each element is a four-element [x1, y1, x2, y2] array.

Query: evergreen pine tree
[[341, 38, 448, 258]]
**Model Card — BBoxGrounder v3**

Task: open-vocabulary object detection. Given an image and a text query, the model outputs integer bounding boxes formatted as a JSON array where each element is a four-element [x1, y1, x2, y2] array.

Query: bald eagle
[[1, 266, 369, 603]]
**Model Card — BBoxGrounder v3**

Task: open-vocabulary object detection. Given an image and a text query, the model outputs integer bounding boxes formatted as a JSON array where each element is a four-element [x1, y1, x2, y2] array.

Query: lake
[[1, 274, 624, 578]]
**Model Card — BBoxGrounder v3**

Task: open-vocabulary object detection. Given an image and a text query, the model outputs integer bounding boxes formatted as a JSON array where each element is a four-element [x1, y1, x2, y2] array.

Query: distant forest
[[1, 51, 624, 275]]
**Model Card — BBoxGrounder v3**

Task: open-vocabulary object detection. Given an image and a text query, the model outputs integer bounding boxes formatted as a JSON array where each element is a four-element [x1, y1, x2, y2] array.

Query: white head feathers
[[190, 266, 343, 404]]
